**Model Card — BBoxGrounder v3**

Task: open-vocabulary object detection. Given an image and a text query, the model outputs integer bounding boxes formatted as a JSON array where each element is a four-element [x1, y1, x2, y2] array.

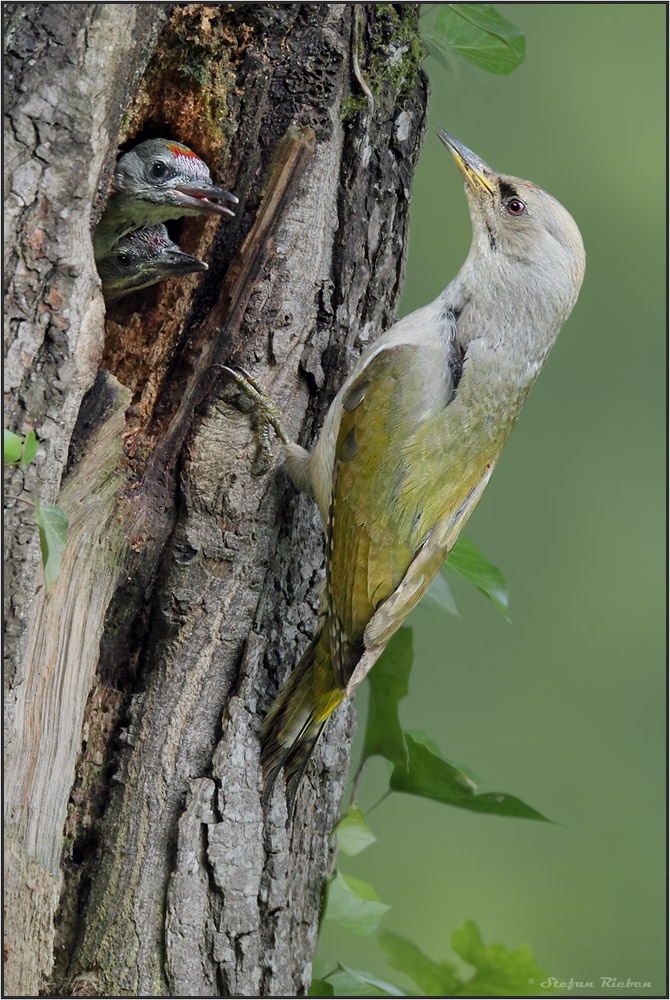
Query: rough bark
[[3, 6, 169, 994], [3, 4, 428, 996]]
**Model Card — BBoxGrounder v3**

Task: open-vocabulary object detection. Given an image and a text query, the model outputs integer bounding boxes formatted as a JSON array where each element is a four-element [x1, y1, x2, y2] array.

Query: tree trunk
[[3, 4, 428, 995]]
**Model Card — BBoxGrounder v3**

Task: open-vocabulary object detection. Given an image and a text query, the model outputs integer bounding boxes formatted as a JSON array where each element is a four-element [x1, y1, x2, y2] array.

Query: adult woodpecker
[[227, 130, 585, 808], [97, 224, 208, 303], [94, 139, 238, 260]]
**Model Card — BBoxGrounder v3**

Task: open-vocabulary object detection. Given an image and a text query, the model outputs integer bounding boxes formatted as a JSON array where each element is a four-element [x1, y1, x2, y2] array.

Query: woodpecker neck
[[444, 246, 575, 376]]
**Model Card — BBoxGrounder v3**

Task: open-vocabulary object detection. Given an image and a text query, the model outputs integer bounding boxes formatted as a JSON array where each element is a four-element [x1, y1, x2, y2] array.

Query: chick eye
[[117, 254, 131, 268], [149, 160, 168, 179], [506, 198, 526, 216]]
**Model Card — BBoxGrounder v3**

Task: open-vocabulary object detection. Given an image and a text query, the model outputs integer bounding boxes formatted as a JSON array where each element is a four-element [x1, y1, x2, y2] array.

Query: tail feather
[[261, 625, 345, 810]]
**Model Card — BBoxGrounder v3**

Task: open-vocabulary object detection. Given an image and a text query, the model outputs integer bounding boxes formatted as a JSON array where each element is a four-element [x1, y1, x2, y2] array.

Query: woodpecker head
[[97, 224, 208, 303], [112, 138, 238, 226], [438, 128, 585, 319]]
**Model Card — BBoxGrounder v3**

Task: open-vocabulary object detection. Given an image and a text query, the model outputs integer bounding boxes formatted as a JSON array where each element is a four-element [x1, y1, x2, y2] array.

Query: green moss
[[342, 5, 423, 121], [180, 60, 211, 89], [341, 93, 370, 122], [122, 7, 243, 162]]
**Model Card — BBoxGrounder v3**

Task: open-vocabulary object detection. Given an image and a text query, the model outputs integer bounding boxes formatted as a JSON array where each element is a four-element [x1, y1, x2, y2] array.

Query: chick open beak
[[437, 129, 497, 197], [173, 181, 238, 217]]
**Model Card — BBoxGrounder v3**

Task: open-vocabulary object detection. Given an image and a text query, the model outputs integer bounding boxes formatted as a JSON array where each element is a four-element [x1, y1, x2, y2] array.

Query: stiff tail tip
[[261, 718, 327, 815], [260, 629, 345, 814]]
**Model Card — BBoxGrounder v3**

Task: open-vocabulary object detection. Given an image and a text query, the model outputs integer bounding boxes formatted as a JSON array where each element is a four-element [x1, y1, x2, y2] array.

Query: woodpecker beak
[[172, 181, 239, 217], [159, 248, 209, 274], [437, 129, 497, 197]]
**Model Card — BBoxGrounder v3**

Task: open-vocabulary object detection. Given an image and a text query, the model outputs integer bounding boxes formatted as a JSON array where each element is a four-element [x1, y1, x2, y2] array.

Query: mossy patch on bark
[[342, 4, 424, 122]]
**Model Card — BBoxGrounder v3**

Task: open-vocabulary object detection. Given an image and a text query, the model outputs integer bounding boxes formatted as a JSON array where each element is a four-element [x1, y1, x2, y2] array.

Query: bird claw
[[228, 365, 268, 403], [219, 366, 291, 469]]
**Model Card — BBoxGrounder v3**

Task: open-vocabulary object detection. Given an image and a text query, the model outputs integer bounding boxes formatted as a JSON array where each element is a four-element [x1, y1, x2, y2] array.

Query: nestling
[[228, 130, 585, 808], [97, 224, 208, 304], [93, 139, 238, 260]]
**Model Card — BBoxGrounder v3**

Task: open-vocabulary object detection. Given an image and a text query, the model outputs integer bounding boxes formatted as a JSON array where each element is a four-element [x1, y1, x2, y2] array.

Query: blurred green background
[[320, 4, 666, 996]]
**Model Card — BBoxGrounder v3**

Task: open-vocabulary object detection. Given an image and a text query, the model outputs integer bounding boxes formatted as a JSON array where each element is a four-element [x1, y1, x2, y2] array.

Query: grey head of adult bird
[[225, 129, 586, 811], [97, 223, 208, 304], [93, 139, 238, 260], [437, 128, 585, 334]]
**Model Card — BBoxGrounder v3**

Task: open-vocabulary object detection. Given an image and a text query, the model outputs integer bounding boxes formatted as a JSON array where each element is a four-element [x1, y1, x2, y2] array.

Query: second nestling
[[97, 224, 208, 304], [94, 139, 238, 302]]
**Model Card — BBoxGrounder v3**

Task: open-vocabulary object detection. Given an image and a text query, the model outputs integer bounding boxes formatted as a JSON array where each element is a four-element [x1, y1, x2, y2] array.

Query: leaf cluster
[[315, 532, 553, 994], [312, 919, 551, 997], [4, 429, 69, 590]]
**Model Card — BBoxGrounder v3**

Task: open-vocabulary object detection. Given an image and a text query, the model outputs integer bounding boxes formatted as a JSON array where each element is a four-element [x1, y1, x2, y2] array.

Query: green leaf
[[34, 498, 69, 591], [308, 978, 334, 998], [324, 872, 391, 937], [390, 734, 551, 822], [404, 728, 443, 758], [379, 929, 460, 996], [436, 5, 526, 75], [451, 919, 552, 996], [333, 964, 406, 996], [380, 922, 553, 997], [323, 969, 388, 997], [20, 429, 38, 466], [407, 731, 483, 787], [421, 27, 456, 72], [334, 807, 377, 857], [362, 628, 412, 769], [420, 571, 460, 617], [443, 535, 510, 619], [4, 429, 22, 464]]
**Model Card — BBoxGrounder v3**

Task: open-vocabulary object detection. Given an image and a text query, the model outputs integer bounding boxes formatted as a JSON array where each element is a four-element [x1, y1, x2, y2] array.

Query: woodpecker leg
[[219, 365, 296, 473], [219, 366, 316, 495], [220, 366, 291, 446]]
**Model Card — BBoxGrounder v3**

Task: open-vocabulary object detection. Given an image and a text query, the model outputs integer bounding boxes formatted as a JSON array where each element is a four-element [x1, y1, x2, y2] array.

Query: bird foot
[[219, 366, 291, 473]]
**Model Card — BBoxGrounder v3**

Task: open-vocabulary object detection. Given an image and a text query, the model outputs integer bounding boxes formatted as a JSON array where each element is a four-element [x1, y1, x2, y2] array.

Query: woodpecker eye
[[116, 254, 131, 268], [149, 160, 168, 180], [506, 199, 526, 216]]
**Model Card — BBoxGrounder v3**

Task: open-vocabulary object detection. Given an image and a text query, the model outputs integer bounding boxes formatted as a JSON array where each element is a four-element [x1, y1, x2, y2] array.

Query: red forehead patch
[[523, 181, 540, 190], [167, 142, 199, 159], [140, 227, 169, 248]]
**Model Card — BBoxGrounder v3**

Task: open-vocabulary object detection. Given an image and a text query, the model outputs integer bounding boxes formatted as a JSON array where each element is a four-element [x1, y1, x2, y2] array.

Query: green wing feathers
[[328, 342, 453, 685]]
